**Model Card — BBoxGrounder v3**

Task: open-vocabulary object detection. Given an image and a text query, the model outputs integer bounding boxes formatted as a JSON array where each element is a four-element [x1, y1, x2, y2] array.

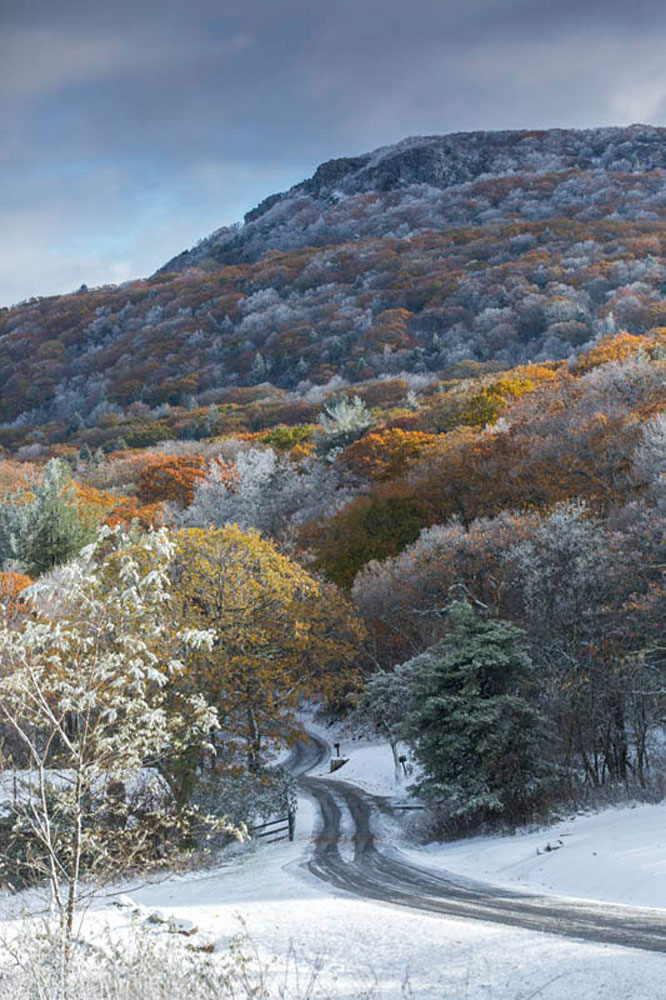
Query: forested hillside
[[3, 128, 666, 908], [6, 126, 666, 453]]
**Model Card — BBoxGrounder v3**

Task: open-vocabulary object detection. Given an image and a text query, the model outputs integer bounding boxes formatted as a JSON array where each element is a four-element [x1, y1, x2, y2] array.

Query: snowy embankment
[[309, 723, 666, 911], [406, 801, 666, 910], [3, 731, 666, 998]]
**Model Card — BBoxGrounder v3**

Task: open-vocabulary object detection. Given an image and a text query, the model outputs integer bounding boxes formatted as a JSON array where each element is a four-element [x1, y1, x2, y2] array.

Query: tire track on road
[[295, 731, 666, 954]]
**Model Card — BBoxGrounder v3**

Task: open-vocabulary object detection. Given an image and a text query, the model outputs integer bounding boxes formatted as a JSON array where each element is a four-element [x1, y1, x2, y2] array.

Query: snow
[[307, 724, 666, 912], [3, 727, 666, 998], [47, 791, 663, 1000], [405, 800, 666, 910], [305, 719, 418, 799]]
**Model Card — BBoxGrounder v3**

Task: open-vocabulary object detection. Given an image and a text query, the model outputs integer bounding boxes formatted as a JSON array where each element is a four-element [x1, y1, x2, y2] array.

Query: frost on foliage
[[395, 601, 552, 823], [182, 447, 353, 537], [0, 525, 224, 935], [508, 500, 611, 627], [634, 410, 666, 506], [0, 458, 97, 576], [317, 395, 374, 457]]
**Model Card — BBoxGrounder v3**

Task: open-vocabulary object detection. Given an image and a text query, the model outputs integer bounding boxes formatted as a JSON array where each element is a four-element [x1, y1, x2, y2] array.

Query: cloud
[[4, 0, 666, 304]]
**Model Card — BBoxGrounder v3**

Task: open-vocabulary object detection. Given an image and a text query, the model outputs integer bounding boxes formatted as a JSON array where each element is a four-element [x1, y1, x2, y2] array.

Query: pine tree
[[250, 352, 267, 384], [401, 601, 551, 824], [0, 459, 98, 576]]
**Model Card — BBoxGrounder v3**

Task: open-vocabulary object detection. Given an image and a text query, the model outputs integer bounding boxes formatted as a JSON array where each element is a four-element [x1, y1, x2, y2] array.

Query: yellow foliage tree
[[170, 525, 364, 770]]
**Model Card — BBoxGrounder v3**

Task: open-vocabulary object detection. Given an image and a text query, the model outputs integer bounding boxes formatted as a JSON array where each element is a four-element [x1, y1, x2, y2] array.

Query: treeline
[[3, 332, 666, 838]]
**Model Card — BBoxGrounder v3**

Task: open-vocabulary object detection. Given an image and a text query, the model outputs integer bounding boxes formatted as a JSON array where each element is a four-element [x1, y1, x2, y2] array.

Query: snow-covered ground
[[305, 719, 418, 799], [407, 801, 666, 910], [25, 790, 661, 1000], [3, 730, 666, 998]]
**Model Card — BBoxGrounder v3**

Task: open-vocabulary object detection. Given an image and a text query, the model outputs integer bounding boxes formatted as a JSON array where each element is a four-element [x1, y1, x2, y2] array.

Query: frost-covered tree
[[316, 395, 374, 457], [400, 601, 551, 824], [508, 500, 611, 636], [634, 410, 666, 507], [0, 527, 223, 957], [0, 459, 98, 576], [249, 352, 268, 383], [355, 665, 414, 782], [507, 502, 642, 784], [181, 447, 353, 539]]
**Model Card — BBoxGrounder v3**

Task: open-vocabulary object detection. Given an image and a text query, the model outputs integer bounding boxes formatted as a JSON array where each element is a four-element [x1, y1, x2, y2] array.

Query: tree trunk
[[246, 707, 262, 773]]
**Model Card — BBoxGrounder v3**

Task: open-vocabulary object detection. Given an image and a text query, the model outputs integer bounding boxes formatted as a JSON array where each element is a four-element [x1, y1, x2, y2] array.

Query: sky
[[4, 0, 666, 307]]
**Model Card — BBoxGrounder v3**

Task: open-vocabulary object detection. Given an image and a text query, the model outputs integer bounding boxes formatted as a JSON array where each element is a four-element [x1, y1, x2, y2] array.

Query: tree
[[0, 459, 99, 576], [316, 395, 374, 457], [136, 454, 207, 507], [507, 502, 619, 782], [400, 601, 551, 825], [0, 527, 223, 960], [355, 665, 414, 782], [310, 495, 426, 587], [340, 429, 437, 482], [170, 525, 363, 771], [182, 448, 352, 541]]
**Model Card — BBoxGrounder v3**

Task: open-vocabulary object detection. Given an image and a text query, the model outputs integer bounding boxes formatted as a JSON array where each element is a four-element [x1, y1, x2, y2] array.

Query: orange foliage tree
[[136, 455, 207, 507], [340, 428, 437, 481], [170, 525, 364, 771]]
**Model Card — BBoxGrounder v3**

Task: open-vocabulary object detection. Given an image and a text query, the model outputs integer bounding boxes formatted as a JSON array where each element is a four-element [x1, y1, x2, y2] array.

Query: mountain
[[160, 125, 666, 271], [4, 124, 666, 450]]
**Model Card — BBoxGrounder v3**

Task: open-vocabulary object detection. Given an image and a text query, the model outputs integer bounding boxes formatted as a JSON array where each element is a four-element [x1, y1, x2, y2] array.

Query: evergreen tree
[[250, 352, 267, 384], [0, 459, 98, 576], [401, 601, 551, 824], [202, 404, 219, 438], [78, 441, 93, 463], [317, 395, 374, 457]]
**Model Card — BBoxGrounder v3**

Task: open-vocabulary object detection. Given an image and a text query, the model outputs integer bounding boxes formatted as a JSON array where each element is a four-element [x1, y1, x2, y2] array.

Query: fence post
[[288, 809, 295, 841]]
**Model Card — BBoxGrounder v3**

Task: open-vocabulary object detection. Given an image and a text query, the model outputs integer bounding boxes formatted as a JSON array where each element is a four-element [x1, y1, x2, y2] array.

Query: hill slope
[[4, 125, 666, 445]]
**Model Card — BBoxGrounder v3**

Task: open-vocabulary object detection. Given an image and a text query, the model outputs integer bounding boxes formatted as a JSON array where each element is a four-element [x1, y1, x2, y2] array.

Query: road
[[291, 729, 666, 954]]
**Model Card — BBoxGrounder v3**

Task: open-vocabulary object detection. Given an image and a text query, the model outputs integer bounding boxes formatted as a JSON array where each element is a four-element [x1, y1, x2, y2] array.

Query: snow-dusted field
[[45, 791, 664, 1000], [3, 732, 666, 998]]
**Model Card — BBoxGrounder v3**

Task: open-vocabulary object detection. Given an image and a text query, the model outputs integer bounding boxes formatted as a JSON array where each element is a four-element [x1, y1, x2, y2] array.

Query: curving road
[[292, 730, 666, 954]]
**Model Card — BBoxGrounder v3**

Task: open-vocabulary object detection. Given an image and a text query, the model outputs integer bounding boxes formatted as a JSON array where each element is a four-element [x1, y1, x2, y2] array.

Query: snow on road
[[5, 728, 666, 998], [89, 790, 666, 1000]]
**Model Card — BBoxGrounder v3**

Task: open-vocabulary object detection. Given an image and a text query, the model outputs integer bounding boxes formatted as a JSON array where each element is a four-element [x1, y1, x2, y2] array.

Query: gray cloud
[[3, 0, 666, 304]]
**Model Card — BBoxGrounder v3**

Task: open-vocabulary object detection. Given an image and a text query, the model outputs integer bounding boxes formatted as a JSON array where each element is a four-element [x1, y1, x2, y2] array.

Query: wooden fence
[[251, 811, 295, 843]]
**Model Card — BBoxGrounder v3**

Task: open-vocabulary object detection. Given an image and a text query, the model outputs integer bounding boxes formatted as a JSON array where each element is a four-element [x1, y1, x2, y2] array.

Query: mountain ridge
[[159, 124, 666, 272], [5, 124, 666, 449]]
